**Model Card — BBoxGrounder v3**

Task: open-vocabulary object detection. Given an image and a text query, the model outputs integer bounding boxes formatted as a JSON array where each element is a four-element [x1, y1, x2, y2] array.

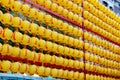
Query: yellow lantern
[[51, 18, 58, 28], [29, 37, 39, 47], [78, 40, 83, 49], [44, 54, 51, 63], [68, 71, 73, 79], [57, 6, 63, 15], [1, 60, 11, 72], [1, 13, 13, 25], [20, 48, 28, 59], [45, 0, 51, 9], [68, 12, 73, 20], [20, 20, 30, 31], [79, 72, 84, 80], [50, 55, 56, 64], [39, 53, 45, 62], [79, 62, 84, 69], [21, 34, 30, 45], [73, 14, 79, 22], [0, 43, 2, 51], [58, 69, 63, 78], [68, 25, 73, 34], [64, 47, 70, 56], [85, 53, 90, 61], [68, 37, 74, 46], [11, 47, 20, 57], [20, 4, 30, 15], [78, 51, 84, 58], [46, 41, 53, 51], [12, 17, 22, 28], [73, 39, 79, 48], [56, 57, 63, 65], [74, 61, 79, 68], [38, 39, 46, 49], [44, 15, 52, 25], [12, 31, 23, 43], [63, 58, 69, 67], [29, 8, 37, 18], [38, 26, 45, 36], [58, 33, 63, 42], [11, 1, 22, 11], [63, 36, 68, 44], [58, 45, 64, 54], [63, 70, 68, 79], [72, 4, 77, 12], [44, 29, 52, 39], [29, 23, 39, 34], [35, 53, 39, 62], [67, 1, 72, 9], [37, 66, 45, 76], [36, 12, 45, 22], [51, 3, 58, 12], [44, 67, 51, 76], [19, 63, 28, 74], [52, 43, 58, 53], [27, 51, 35, 61], [36, 0, 44, 6], [74, 49, 79, 58], [1, 0, 14, 8], [68, 60, 74, 68], [51, 68, 58, 77], [51, 31, 58, 41], [28, 65, 37, 75], [62, 9, 68, 17], [11, 62, 20, 73], [1, 44, 13, 55], [62, 22, 68, 31], [0, 11, 3, 21], [73, 72, 79, 79]]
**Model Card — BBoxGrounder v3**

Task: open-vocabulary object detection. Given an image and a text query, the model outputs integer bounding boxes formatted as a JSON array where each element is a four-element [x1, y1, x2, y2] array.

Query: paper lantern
[[57, 6, 63, 15], [74, 61, 79, 68], [1, 13, 13, 25], [68, 60, 74, 67], [68, 71, 73, 79], [74, 39, 79, 47], [20, 49, 28, 59], [79, 72, 84, 80], [19, 63, 28, 74], [51, 18, 58, 27], [73, 14, 79, 22], [46, 41, 53, 51], [0, 11, 3, 21], [51, 3, 58, 12], [63, 70, 68, 78], [27, 51, 35, 61], [63, 36, 68, 44], [20, 20, 30, 31], [11, 1, 22, 11], [72, 4, 77, 12], [11, 47, 20, 57], [1, 44, 13, 55], [63, 59, 69, 67], [20, 4, 30, 15], [62, 9, 68, 17], [44, 67, 51, 76], [52, 43, 58, 53], [69, 48, 73, 57], [29, 23, 39, 34], [51, 31, 58, 41], [68, 25, 73, 33], [56, 57, 63, 65], [58, 69, 63, 78], [64, 47, 70, 56], [58, 45, 64, 54], [12, 31, 23, 43], [29, 8, 37, 18], [11, 62, 20, 73], [1, 60, 11, 72], [0, 43, 2, 51], [68, 12, 73, 20], [12, 17, 22, 28], [62, 22, 68, 31], [51, 68, 58, 77], [1, 0, 14, 8], [36, 12, 45, 22], [36, 0, 44, 6], [39, 53, 45, 62], [45, 0, 51, 9], [38, 39, 46, 49], [44, 54, 51, 63], [78, 41, 83, 49], [73, 72, 79, 79], [37, 66, 45, 76], [67, 1, 72, 9], [50, 55, 56, 64], [68, 37, 74, 46], [44, 15, 52, 25], [57, 34, 63, 42], [29, 37, 38, 47], [74, 49, 79, 58], [78, 51, 84, 58], [21, 34, 30, 45], [38, 26, 45, 36], [44, 29, 52, 39], [79, 62, 84, 69], [28, 65, 37, 75]]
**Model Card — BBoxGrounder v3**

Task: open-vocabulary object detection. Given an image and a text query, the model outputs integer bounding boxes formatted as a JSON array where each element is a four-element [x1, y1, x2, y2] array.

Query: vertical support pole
[[81, 0, 86, 80]]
